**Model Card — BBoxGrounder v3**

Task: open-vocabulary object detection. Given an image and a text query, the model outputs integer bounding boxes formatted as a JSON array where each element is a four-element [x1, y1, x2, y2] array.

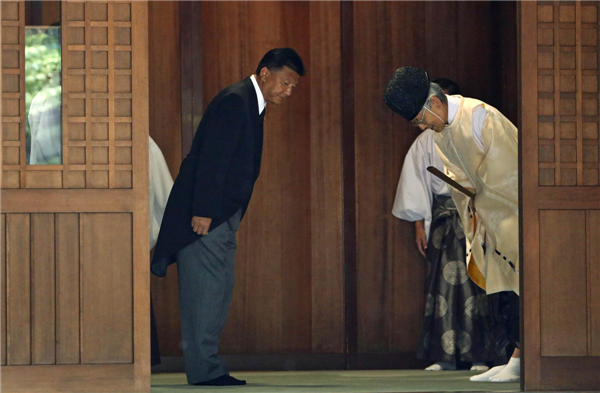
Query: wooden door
[[521, 1, 600, 390], [0, 1, 149, 392]]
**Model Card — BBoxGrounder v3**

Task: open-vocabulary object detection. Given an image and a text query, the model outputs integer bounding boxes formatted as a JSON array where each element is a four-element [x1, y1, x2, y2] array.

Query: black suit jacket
[[151, 77, 264, 277]]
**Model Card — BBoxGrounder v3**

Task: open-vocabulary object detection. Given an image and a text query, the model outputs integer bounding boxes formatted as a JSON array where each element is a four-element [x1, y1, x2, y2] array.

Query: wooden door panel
[[6, 214, 31, 365], [55, 213, 81, 364], [0, 1, 24, 189], [540, 357, 600, 390], [521, 1, 600, 390], [81, 213, 133, 364], [308, 1, 345, 354], [2, 212, 135, 366], [589, 210, 600, 356], [1, 1, 149, 391], [31, 214, 56, 364], [1, 214, 6, 366], [539, 210, 587, 357]]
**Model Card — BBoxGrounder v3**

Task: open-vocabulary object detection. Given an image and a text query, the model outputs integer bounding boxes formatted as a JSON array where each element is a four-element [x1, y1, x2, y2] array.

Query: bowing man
[[152, 48, 305, 386], [393, 126, 494, 372], [384, 66, 520, 383]]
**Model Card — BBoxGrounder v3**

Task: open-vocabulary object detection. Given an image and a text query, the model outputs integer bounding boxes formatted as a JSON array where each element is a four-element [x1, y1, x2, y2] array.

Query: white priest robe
[[149, 136, 174, 250], [392, 129, 449, 239], [433, 96, 519, 295]]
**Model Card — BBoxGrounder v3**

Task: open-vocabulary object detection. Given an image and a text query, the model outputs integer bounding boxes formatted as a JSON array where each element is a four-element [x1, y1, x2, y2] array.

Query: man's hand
[[415, 220, 428, 258], [191, 216, 212, 235], [469, 197, 477, 213]]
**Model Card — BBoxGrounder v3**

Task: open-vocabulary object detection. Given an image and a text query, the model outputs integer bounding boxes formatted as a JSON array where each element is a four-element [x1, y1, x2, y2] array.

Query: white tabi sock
[[470, 362, 489, 372], [469, 364, 506, 381], [489, 357, 520, 382], [425, 362, 457, 371]]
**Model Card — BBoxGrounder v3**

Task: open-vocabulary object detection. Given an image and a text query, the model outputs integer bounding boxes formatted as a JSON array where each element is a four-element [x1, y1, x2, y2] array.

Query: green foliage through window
[[25, 26, 62, 165]]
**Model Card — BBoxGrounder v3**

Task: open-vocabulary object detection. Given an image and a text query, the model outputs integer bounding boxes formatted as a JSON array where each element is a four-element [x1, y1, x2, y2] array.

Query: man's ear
[[431, 96, 443, 109], [260, 67, 270, 81]]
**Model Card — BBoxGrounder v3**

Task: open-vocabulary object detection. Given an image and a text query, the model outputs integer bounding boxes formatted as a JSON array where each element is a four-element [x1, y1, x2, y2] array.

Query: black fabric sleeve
[[192, 93, 246, 218]]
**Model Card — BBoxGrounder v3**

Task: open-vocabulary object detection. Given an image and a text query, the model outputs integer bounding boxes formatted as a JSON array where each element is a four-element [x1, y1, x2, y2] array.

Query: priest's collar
[[250, 74, 266, 115], [446, 95, 461, 126]]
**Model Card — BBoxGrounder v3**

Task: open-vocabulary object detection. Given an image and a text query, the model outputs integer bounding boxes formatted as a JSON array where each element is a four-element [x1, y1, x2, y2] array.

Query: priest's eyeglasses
[[410, 106, 446, 127], [410, 107, 431, 127]]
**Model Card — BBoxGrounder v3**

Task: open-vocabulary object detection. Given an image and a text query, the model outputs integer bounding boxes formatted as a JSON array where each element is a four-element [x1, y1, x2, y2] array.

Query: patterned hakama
[[416, 195, 495, 364]]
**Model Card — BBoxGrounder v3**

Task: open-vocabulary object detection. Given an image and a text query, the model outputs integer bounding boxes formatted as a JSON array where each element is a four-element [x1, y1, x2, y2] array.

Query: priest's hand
[[191, 216, 212, 235], [469, 197, 477, 213], [415, 220, 427, 258]]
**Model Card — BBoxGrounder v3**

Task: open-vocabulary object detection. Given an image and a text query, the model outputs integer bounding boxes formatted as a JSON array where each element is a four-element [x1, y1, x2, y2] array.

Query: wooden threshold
[[1, 364, 149, 393]]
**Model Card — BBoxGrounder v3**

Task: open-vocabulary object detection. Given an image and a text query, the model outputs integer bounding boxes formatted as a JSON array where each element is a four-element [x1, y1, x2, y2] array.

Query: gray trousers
[[176, 209, 242, 384]]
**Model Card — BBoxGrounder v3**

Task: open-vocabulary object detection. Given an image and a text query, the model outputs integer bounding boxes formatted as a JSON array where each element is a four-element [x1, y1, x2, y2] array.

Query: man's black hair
[[433, 78, 461, 95], [256, 47, 305, 76]]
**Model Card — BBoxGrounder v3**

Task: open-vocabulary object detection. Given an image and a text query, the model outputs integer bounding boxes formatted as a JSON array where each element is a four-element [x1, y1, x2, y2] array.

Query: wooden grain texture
[[18, 0, 25, 188], [520, 1, 542, 389], [1, 1, 150, 390], [491, 1, 518, 125], [1, 189, 136, 213], [588, 210, 600, 356], [55, 213, 80, 364], [456, 2, 494, 103], [537, 187, 600, 209], [340, 0, 357, 356], [1, 214, 6, 365], [553, 2, 562, 185], [84, 1, 93, 188], [6, 213, 31, 365], [0, 1, 25, 189], [179, 1, 202, 159], [31, 214, 56, 364], [131, 1, 150, 388], [522, 2, 600, 390], [108, 1, 116, 189], [199, 1, 313, 355], [1, 364, 140, 393], [81, 213, 133, 364], [147, 0, 183, 357], [539, 210, 588, 356], [0, 0, 3, 190], [309, 0, 345, 354], [354, 0, 396, 352], [575, 1, 583, 186], [539, 357, 600, 390], [352, 1, 431, 353], [148, 0, 181, 180], [25, 171, 62, 189], [272, 0, 312, 353], [61, 0, 74, 188]]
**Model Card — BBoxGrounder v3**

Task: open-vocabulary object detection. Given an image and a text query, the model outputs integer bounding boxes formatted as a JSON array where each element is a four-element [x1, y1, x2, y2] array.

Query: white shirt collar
[[250, 74, 266, 115], [447, 95, 460, 125]]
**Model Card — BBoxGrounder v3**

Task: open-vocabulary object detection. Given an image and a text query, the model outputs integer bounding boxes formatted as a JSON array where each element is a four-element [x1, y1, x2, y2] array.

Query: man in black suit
[[152, 48, 305, 386]]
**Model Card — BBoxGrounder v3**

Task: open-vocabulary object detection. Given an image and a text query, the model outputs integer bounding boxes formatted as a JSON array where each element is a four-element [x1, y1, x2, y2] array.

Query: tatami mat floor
[[152, 370, 520, 393]]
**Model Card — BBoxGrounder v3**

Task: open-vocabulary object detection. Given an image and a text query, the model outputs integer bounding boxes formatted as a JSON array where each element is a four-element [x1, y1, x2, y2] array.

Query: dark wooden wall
[[148, 1, 517, 368], [148, 1, 182, 359], [200, 1, 345, 356]]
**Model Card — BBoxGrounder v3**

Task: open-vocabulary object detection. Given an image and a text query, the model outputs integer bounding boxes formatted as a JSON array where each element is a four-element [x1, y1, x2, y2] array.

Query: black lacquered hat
[[384, 66, 430, 120]]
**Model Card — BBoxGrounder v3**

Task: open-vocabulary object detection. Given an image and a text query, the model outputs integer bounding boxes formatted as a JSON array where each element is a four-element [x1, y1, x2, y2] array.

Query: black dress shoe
[[194, 375, 247, 386]]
